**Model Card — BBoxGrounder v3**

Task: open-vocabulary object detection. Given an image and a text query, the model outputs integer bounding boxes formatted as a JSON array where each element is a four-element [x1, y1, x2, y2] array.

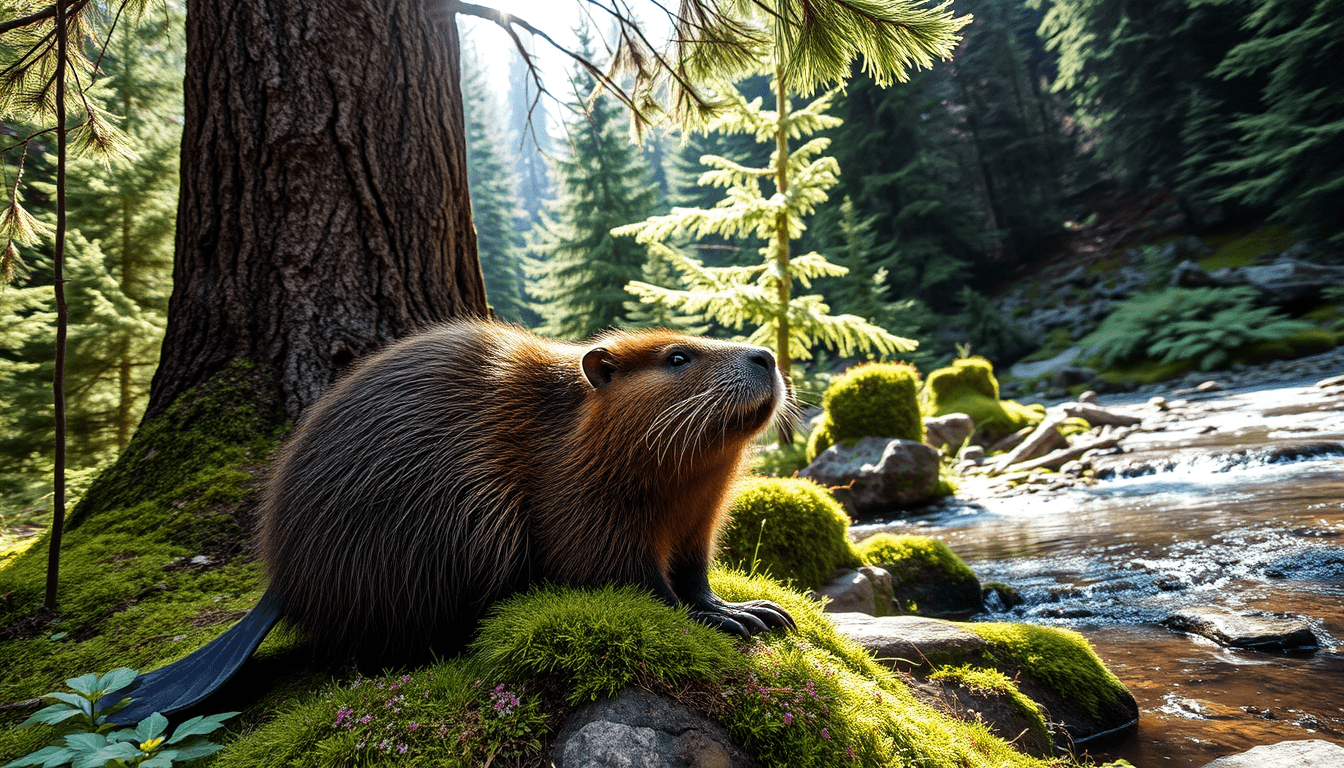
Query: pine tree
[[617, 63, 917, 374], [527, 28, 659, 340], [461, 41, 530, 323], [1208, 0, 1344, 246], [1, 13, 182, 516]]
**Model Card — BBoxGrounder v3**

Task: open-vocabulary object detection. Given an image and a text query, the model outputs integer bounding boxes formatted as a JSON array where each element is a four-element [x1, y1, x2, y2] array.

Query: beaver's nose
[[747, 348, 775, 371]]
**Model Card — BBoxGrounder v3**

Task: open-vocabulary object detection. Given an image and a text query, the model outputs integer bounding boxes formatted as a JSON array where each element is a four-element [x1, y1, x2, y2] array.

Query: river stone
[[551, 687, 758, 768], [1009, 346, 1083, 380], [827, 613, 989, 668], [1164, 606, 1319, 652], [1265, 547, 1344, 581], [1316, 374, 1344, 389], [992, 417, 1067, 472], [924, 413, 975, 451], [799, 437, 942, 513], [1200, 739, 1344, 767], [813, 569, 876, 615]]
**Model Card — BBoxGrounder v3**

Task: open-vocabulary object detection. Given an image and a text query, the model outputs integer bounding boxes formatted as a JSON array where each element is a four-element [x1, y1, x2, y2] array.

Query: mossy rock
[[207, 574, 1064, 768], [923, 357, 1045, 440], [1235, 326, 1339, 364], [856, 534, 981, 616], [718, 478, 861, 591], [824, 363, 924, 443], [961, 623, 1139, 743], [923, 665, 1052, 757]]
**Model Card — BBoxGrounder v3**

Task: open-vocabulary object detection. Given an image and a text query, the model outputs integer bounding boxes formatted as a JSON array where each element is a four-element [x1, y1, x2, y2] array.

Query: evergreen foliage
[[527, 29, 658, 339], [461, 41, 530, 324], [1207, 0, 1344, 246], [1084, 286, 1312, 371], [956, 286, 1035, 366], [618, 64, 917, 372], [1, 11, 182, 519], [506, 45, 553, 228]]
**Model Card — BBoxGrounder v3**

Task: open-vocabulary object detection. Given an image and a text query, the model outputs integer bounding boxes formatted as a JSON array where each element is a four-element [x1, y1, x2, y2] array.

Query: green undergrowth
[[0, 361, 287, 729], [1198, 224, 1295, 271], [717, 478, 861, 591], [964, 623, 1130, 719], [929, 664, 1051, 752], [855, 534, 976, 586], [923, 357, 1045, 440], [215, 572, 1066, 768]]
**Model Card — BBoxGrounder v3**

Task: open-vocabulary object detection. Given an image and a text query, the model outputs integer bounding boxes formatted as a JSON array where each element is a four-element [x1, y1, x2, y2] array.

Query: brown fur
[[258, 320, 791, 664]]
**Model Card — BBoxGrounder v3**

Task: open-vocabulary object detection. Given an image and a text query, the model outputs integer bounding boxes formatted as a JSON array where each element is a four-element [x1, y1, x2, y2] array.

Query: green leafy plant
[[1085, 287, 1311, 371], [6, 669, 237, 768]]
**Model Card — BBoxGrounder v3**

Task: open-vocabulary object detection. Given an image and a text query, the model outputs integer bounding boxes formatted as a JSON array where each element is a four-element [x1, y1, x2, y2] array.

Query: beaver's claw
[[689, 597, 795, 639]]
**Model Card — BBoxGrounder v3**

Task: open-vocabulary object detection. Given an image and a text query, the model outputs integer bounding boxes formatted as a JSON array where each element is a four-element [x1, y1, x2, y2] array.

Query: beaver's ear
[[581, 347, 617, 389]]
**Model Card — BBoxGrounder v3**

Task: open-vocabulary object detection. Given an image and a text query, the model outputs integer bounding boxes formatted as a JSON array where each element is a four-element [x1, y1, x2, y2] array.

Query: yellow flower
[[138, 737, 164, 752]]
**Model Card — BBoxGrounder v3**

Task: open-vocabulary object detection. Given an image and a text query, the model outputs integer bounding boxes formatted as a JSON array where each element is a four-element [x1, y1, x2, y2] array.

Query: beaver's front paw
[[689, 598, 795, 639]]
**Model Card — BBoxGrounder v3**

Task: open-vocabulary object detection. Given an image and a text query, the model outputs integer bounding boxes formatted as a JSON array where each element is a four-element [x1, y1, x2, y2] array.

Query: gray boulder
[[799, 437, 942, 513], [923, 413, 975, 451], [1212, 258, 1344, 305], [552, 687, 758, 768], [1164, 606, 1318, 652], [1201, 739, 1344, 768], [812, 569, 876, 615], [1009, 346, 1083, 380], [828, 613, 990, 667]]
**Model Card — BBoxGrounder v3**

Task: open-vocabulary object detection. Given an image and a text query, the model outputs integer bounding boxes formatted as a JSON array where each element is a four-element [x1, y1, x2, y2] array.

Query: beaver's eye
[[668, 352, 691, 367]]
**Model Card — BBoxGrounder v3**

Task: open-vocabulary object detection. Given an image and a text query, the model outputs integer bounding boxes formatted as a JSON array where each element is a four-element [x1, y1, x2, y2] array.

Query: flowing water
[[852, 383, 1344, 767]]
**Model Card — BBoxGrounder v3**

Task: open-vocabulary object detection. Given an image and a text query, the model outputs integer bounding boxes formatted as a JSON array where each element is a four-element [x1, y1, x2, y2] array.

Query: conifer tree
[[461, 41, 530, 323], [616, 64, 918, 375], [1208, 0, 1344, 246], [528, 29, 658, 340]]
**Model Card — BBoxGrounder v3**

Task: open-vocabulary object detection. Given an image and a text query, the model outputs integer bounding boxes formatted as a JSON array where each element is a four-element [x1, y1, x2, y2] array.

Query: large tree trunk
[[146, 0, 489, 424]]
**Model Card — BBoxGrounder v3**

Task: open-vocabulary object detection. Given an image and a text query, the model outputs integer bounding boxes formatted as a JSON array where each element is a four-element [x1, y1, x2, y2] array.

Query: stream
[[851, 382, 1344, 767]]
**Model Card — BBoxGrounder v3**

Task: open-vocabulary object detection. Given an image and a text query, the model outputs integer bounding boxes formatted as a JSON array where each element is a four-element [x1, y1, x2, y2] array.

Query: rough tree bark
[[145, 0, 489, 424]]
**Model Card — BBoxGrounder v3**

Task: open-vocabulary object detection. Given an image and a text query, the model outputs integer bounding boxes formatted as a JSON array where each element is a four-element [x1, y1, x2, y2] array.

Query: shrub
[[718, 478, 860, 590], [806, 363, 923, 462], [922, 357, 1044, 440], [1085, 286, 1312, 371]]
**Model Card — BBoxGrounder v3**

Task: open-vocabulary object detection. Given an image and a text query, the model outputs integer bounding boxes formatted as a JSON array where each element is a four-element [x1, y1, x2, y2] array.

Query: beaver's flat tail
[[100, 590, 283, 724]]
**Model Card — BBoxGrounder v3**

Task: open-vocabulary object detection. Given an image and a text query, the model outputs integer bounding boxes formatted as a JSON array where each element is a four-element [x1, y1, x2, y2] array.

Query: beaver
[[259, 319, 796, 664]]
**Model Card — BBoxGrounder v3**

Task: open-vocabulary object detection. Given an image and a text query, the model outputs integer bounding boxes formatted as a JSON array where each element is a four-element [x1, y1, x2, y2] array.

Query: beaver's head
[[575, 330, 790, 470]]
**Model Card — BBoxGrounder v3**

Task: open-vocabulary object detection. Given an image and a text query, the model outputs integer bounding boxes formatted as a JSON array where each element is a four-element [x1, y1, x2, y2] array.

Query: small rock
[[1147, 395, 1169, 410], [1200, 739, 1344, 768], [1195, 380, 1224, 393], [861, 566, 894, 616], [1060, 460, 1087, 476], [552, 688, 757, 768], [1315, 374, 1344, 389], [992, 417, 1068, 471], [923, 413, 976, 451], [800, 437, 942, 513], [1164, 606, 1318, 652], [1077, 390, 1099, 404], [813, 570, 876, 615], [958, 444, 985, 464]]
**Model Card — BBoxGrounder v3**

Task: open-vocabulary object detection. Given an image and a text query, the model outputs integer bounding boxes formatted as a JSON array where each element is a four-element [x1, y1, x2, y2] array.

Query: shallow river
[[852, 383, 1344, 767]]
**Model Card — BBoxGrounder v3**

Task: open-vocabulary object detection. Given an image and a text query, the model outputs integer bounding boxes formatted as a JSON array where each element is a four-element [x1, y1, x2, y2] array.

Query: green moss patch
[[966, 623, 1131, 720], [928, 664, 1052, 755], [855, 534, 981, 616], [923, 357, 1045, 440], [718, 478, 861, 591], [806, 363, 924, 462], [1198, 224, 1295, 271], [0, 362, 286, 743]]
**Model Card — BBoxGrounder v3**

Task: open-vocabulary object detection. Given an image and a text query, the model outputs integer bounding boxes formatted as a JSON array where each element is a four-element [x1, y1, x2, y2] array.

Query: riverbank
[[851, 376, 1344, 766]]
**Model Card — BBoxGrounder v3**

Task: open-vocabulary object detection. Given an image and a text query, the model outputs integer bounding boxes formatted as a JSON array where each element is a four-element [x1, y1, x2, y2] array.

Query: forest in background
[[3, 0, 1342, 525]]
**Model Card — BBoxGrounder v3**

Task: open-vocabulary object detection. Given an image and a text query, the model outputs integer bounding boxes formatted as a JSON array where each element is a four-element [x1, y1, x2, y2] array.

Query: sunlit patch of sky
[[457, 1, 674, 139]]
